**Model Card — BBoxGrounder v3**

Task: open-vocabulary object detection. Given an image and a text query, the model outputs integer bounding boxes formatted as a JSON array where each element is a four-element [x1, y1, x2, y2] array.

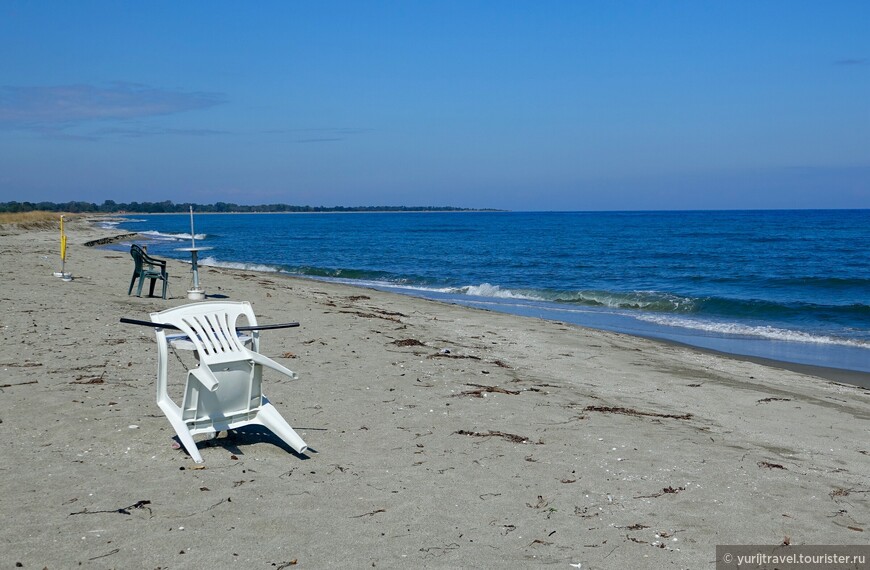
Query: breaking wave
[[635, 314, 870, 348], [197, 256, 282, 273], [140, 230, 208, 241]]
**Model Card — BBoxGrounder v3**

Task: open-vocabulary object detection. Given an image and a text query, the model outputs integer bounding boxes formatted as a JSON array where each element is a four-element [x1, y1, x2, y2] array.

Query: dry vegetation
[[0, 211, 78, 230]]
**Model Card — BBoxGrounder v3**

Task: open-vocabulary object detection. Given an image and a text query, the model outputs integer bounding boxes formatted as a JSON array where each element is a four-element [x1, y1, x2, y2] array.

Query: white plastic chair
[[150, 301, 307, 463]]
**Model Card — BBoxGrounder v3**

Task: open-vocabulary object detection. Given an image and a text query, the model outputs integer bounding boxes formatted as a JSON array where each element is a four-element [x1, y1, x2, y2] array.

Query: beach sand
[[2, 219, 869, 569]]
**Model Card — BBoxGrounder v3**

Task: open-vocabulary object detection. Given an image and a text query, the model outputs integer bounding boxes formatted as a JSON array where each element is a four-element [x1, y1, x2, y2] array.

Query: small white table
[[175, 246, 213, 300]]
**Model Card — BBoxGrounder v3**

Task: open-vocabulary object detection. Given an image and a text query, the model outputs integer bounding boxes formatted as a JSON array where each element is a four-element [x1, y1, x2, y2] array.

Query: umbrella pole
[[189, 206, 196, 249]]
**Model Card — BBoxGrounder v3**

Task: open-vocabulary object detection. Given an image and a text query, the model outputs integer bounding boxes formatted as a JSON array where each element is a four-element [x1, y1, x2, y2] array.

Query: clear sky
[[1, 1, 868, 210]]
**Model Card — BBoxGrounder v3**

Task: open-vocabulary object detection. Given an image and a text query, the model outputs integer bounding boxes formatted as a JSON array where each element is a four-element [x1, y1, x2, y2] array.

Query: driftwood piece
[[583, 405, 692, 420], [455, 384, 521, 398], [454, 429, 541, 444]]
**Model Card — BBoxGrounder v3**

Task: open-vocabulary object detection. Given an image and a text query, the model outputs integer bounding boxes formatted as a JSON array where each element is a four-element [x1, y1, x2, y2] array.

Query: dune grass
[[0, 211, 78, 230]]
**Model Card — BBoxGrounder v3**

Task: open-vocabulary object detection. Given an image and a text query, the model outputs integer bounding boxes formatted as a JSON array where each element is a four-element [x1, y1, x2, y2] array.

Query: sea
[[103, 210, 870, 375]]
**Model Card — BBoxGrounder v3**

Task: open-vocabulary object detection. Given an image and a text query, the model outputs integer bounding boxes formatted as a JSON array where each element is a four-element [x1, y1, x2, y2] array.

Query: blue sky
[[0, 2, 867, 210]]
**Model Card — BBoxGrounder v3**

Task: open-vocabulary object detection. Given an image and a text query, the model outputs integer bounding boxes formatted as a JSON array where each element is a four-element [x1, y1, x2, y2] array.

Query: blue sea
[[105, 210, 870, 374]]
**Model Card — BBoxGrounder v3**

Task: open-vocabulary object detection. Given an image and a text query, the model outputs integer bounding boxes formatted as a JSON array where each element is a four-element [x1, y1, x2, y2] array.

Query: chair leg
[[136, 276, 145, 297], [257, 400, 308, 454], [162, 413, 205, 463], [161, 275, 169, 300], [128, 274, 137, 295], [149, 278, 157, 297]]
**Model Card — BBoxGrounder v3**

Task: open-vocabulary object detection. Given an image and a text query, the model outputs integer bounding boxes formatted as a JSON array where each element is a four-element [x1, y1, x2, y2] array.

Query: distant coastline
[[0, 200, 500, 214]]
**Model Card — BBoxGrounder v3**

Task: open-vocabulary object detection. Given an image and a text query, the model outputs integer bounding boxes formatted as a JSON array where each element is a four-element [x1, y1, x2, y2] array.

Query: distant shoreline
[[9, 199, 869, 217], [0, 200, 502, 215], [104, 209, 505, 215]]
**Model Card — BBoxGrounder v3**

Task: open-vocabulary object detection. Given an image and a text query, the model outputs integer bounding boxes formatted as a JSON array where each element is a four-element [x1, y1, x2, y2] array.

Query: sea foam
[[197, 256, 281, 273], [140, 230, 207, 241], [636, 314, 870, 348]]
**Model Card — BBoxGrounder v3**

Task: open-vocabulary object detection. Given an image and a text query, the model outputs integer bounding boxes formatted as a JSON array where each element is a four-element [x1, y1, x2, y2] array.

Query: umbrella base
[[187, 288, 206, 301]]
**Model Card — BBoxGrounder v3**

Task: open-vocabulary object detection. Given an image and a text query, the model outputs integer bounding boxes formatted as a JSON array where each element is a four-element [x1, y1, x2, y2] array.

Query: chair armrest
[[141, 252, 167, 267], [190, 366, 220, 392], [249, 351, 300, 380]]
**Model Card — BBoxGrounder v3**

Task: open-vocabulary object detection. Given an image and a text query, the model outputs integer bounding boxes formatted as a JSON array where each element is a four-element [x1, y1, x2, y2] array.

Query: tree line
[[0, 200, 484, 214]]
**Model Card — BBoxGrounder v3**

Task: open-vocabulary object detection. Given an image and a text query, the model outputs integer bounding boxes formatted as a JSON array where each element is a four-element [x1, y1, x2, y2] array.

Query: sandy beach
[[2, 218, 869, 569]]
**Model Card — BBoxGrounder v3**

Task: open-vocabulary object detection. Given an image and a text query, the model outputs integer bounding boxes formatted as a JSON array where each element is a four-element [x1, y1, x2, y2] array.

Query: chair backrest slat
[[156, 301, 255, 364], [185, 315, 214, 357], [198, 315, 221, 354], [208, 313, 235, 354]]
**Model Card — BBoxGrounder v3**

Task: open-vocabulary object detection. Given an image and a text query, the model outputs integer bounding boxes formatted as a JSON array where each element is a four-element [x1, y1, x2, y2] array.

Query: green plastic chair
[[129, 244, 169, 299]]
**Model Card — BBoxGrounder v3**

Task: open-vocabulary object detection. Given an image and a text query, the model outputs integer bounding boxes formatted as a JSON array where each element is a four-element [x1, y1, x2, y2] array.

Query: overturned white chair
[[150, 301, 307, 463]]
